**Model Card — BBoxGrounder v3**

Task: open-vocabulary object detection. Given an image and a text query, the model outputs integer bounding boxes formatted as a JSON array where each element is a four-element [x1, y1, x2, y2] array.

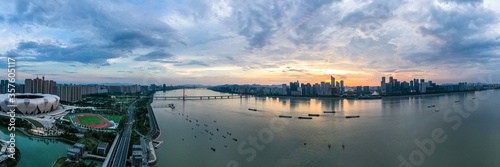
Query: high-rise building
[[420, 79, 426, 93], [320, 82, 326, 95], [25, 79, 32, 93], [49, 80, 57, 95], [313, 83, 319, 95], [23, 77, 57, 94], [410, 80, 414, 92], [16, 84, 25, 93], [356, 86, 362, 95], [331, 76, 335, 87], [58, 85, 82, 102], [363, 86, 370, 94], [42, 80, 49, 94], [381, 77, 386, 94], [0, 80, 8, 94], [414, 79, 419, 92], [281, 84, 287, 95], [81, 85, 97, 95], [340, 80, 344, 94], [389, 76, 394, 87], [32, 77, 43, 93]]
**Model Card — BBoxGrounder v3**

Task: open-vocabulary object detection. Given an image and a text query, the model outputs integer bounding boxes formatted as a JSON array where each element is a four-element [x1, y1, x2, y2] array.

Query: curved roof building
[[0, 94, 60, 114]]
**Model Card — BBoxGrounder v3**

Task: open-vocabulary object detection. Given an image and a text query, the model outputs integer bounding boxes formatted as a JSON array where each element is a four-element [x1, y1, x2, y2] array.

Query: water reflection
[[152, 89, 500, 167]]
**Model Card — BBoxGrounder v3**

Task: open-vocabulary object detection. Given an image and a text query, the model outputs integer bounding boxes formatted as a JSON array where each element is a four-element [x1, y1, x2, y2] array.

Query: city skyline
[[1, 0, 500, 86]]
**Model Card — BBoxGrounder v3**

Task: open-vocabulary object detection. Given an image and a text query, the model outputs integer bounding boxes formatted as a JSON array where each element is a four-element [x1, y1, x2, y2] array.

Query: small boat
[[455, 100, 460, 103], [472, 97, 476, 99], [298, 116, 313, 119], [308, 114, 320, 117], [435, 109, 440, 112], [211, 147, 216, 151], [279, 115, 292, 118], [248, 108, 257, 111], [168, 103, 175, 109], [233, 138, 238, 141], [345, 116, 360, 118], [428, 105, 435, 108], [323, 111, 336, 113]]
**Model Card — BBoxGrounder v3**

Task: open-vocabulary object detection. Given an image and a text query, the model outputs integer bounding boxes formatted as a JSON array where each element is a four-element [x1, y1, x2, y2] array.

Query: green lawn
[[77, 137, 99, 152], [62, 116, 70, 121], [103, 115, 122, 123], [53, 157, 67, 167], [77, 115, 105, 125], [24, 118, 44, 128]]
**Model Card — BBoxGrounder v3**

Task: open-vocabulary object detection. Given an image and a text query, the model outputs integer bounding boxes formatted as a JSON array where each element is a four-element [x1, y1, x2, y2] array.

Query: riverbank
[[211, 88, 497, 100], [53, 157, 66, 167], [145, 94, 160, 164], [15, 128, 76, 145]]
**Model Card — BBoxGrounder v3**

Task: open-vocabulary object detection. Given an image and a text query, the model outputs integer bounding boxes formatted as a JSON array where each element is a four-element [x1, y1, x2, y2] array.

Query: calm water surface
[[0, 127, 71, 167], [152, 88, 500, 167]]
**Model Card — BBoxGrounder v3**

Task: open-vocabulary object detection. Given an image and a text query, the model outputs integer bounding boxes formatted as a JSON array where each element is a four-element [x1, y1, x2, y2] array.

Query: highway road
[[112, 101, 136, 167]]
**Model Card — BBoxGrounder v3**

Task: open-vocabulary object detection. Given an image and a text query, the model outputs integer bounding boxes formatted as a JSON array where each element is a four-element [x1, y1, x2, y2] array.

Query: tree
[[117, 114, 128, 132]]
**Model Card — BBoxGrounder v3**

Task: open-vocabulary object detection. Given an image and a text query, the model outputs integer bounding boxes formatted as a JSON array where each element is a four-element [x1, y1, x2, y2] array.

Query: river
[[151, 88, 500, 166]]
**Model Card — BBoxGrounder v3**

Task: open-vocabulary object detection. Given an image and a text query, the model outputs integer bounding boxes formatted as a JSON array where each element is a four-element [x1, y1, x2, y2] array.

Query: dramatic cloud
[[0, 0, 498, 85], [135, 51, 176, 62], [3, 0, 185, 63], [5, 41, 117, 66]]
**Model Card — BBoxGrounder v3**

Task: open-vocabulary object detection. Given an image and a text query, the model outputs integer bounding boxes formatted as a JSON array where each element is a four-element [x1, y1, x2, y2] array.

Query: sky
[[0, 0, 499, 86]]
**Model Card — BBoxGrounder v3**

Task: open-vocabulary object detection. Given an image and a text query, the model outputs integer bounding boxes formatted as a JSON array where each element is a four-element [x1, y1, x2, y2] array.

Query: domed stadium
[[0, 94, 60, 114]]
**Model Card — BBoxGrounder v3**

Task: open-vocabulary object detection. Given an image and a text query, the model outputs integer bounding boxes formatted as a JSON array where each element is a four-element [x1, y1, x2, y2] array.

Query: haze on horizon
[[0, 0, 499, 86]]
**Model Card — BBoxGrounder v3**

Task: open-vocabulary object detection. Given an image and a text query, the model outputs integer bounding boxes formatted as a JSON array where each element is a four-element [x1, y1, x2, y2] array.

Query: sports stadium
[[0, 94, 60, 114], [64, 113, 120, 130]]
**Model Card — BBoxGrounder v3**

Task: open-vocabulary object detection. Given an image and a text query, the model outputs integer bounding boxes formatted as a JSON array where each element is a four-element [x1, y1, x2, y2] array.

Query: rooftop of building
[[73, 143, 85, 148], [98, 142, 108, 149], [67, 148, 81, 153]]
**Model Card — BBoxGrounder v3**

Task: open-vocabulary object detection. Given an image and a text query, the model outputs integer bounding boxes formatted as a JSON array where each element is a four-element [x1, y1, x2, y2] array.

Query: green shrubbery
[[133, 97, 151, 135]]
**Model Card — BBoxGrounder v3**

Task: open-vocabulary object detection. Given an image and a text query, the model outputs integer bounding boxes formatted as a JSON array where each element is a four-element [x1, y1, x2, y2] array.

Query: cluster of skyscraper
[[288, 76, 345, 96], [380, 76, 470, 95], [209, 76, 347, 96], [0, 76, 143, 102]]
